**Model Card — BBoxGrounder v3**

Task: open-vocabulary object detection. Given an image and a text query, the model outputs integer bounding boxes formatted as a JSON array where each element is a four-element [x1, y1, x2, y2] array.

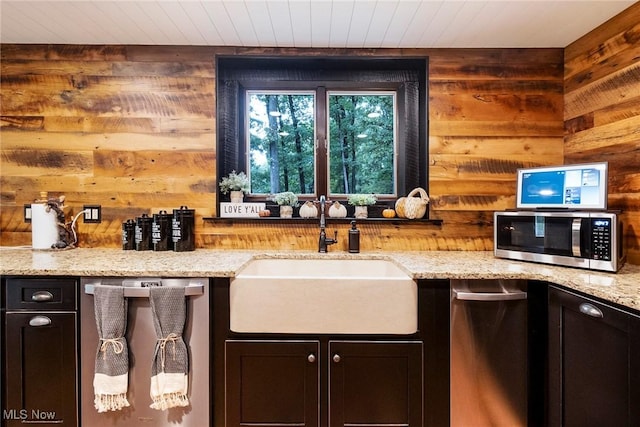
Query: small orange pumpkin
[[382, 208, 396, 218], [259, 209, 271, 217]]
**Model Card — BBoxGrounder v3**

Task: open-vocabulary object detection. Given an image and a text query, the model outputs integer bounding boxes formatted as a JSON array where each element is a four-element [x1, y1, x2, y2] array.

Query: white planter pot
[[230, 191, 244, 203], [354, 205, 368, 218], [279, 205, 293, 218]]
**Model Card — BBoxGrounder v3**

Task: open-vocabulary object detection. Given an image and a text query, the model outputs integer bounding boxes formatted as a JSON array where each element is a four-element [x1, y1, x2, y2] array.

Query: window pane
[[328, 93, 396, 196], [247, 92, 315, 195]]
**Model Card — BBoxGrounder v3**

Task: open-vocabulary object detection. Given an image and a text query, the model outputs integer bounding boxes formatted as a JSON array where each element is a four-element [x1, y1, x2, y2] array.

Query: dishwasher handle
[[453, 289, 527, 301]]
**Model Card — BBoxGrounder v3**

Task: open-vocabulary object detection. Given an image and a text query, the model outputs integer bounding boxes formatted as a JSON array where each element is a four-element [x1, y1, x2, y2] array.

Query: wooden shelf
[[203, 217, 443, 226]]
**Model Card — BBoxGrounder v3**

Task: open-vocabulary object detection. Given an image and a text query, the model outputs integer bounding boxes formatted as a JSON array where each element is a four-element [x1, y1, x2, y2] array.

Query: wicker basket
[[396, 187, 429, 219]]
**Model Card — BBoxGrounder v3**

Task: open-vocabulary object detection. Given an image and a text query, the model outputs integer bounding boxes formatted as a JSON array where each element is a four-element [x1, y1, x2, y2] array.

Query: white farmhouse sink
[[229, 258, 417, 334]]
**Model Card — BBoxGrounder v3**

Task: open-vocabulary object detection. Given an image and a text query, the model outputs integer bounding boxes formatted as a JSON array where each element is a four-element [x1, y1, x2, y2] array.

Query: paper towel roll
[[31, 203, 59, 249]]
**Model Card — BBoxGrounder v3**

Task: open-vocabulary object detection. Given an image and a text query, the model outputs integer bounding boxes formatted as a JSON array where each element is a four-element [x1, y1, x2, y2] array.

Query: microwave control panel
[[590, 218, 611, 260]]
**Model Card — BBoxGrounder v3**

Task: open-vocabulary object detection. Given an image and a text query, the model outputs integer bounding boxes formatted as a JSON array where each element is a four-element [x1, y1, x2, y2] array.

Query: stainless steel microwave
[[494, 211, 625, 272]]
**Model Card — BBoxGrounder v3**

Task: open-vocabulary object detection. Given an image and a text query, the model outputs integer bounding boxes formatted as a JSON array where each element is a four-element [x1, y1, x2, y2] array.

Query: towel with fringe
[[93, 285, 130, 412], [149, 286, 190, 410]]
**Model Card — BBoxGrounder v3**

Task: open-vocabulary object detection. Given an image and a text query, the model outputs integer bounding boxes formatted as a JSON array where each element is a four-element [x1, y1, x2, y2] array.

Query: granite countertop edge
[[1, 248, 638, 313]]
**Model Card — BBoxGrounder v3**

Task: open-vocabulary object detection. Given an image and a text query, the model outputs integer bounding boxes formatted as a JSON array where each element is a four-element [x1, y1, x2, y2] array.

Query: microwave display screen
[[516, 162, 608, 210], [534, 215, 545, 238]]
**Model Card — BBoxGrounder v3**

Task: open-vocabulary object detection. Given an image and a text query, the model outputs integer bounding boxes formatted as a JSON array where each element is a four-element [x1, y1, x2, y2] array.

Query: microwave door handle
[[572, 218, 582, 257]]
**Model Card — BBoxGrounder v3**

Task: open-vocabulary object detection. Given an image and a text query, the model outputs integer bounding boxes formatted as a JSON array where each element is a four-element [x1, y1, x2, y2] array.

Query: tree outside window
[[328, 92, 396, 196], [247, 91, 396, 197], [248, 92, 316, 194]]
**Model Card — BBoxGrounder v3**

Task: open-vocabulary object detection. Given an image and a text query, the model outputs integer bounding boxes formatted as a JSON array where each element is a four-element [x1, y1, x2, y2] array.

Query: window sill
[[203, 217, 443, 226]]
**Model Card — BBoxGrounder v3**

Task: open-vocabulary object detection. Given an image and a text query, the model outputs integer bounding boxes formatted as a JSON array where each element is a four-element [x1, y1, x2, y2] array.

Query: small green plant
[[347, 193, 377, 206], [219, 171, 250, 195], [272, 191, 299, 206]]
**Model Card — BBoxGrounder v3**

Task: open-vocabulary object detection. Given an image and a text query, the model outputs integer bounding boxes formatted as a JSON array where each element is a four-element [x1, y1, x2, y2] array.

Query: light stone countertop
[[1, 248, 638, 313]]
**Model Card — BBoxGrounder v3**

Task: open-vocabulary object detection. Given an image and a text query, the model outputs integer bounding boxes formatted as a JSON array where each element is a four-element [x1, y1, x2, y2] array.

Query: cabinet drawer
[[5, 277, 77, 311], [549, 286, 637, 328]]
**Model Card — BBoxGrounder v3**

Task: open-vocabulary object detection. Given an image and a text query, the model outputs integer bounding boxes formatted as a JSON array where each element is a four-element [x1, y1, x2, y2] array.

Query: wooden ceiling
[[0, 1, 635, 48]]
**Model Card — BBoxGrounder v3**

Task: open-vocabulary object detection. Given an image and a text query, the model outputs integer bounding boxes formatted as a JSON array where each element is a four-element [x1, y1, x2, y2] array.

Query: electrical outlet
[[83, 205, 102, 223], [24, 204, 32, 223]]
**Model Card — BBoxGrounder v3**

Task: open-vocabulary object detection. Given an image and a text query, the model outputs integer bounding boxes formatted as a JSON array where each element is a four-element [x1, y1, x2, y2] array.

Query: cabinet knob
[[31, 290, 54, 302], [29, 316, 52, 327], [579, 303, 603, 318], [332, 354, 341, 363], [307, 354, 316, 363]]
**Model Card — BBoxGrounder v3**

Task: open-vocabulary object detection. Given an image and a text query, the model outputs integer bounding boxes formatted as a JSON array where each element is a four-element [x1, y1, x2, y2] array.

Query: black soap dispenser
[[349, 220, 360, 253]]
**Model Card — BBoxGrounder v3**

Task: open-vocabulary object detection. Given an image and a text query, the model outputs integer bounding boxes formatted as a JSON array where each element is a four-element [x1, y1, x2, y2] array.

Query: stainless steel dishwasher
[[80, 277, 209, 427], [450, 279, 528, 427]]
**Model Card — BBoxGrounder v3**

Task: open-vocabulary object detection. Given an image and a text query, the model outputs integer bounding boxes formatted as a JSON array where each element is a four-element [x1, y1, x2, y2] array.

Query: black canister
[[122, 219, 136, 250], [152, 210, 173, 251], [135, 213, 153, 251], [172, 206, 195, 252]]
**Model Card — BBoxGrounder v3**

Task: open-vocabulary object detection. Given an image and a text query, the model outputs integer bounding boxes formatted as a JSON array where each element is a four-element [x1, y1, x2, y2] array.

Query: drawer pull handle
[[332, 354, 341, 363], [453, 290, 527, 301], [31, 291, 54, 302], [29, 316, 52, 327], [307, 354, 316, 363], [579, 303, 603, 318]]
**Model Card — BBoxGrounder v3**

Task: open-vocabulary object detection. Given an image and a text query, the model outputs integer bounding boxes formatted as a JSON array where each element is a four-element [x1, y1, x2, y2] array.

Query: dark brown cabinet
[[328, 340, 423, 427], [2, 277, 78, 426], [548, 286, 640, 427], [226, 340, 320, 427], [225, 339, 422, 427]]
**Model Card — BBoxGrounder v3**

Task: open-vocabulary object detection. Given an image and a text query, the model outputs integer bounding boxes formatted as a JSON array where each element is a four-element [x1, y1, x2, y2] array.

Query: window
[[248, 91, 316, 194], [217, 57, 427, 205], [328, 91, 397, 196], [247, 90, 397, 197]]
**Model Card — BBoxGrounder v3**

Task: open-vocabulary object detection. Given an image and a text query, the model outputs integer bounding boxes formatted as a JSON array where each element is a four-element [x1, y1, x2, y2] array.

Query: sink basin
[[229, 258, 417, 334]]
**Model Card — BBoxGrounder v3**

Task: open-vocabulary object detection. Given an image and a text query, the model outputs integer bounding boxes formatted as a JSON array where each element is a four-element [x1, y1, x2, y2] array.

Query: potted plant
[[347, 193, 377, 218], [219, 170, 250, 203], [272, 191, 298, 218]]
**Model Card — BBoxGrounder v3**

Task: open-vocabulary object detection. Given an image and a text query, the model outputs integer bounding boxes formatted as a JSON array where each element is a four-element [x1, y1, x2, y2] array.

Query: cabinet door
[[4, 312, 77, 426], [226, 340, 320, 427], [328, 341, 423, 427], [548, 287, 640, 427]]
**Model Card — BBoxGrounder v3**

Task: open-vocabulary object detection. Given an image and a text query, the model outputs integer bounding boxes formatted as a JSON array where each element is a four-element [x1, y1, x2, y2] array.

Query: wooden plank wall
[[0, 43, 564, 254], [1, 45, 217, 248], [564, 2, 640, 265]]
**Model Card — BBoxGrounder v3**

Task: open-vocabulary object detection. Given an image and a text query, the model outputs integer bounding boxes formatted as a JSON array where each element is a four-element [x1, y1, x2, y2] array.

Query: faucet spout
[[318, 195, 337, 252], [319, 195, 326, 229]]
